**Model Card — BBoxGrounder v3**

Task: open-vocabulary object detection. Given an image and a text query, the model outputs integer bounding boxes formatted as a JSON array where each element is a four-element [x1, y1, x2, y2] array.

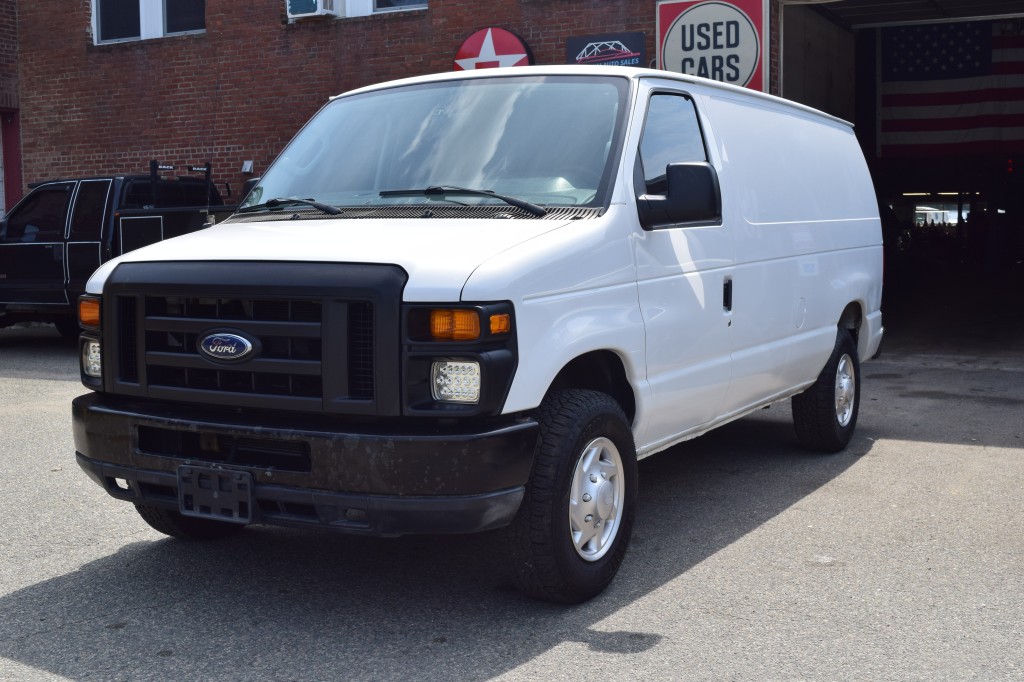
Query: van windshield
[[241, 74, 630, 215]]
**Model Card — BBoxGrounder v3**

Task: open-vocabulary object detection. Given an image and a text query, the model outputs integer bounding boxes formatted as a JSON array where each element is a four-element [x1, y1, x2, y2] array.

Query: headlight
[[431, 360, 481, 403], [403, 302, 516, 415], [82, 339, 102, 378]]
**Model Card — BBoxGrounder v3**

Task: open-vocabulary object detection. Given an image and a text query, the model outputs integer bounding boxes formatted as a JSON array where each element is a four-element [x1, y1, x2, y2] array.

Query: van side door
[[631, 87, 735, 448], [0, 182, 75, 305], [67, 179, 113, 300]]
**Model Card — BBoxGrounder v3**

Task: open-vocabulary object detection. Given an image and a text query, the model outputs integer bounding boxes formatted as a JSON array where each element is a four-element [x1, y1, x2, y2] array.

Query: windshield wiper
[[237, 197, 342, 216], [379, 186, 547, 217]]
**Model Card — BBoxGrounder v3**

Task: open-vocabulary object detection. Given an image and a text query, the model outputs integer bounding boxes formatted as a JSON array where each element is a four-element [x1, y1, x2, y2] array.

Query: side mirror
[[638, 162, 722, 230], [241, 177, 260, 201]]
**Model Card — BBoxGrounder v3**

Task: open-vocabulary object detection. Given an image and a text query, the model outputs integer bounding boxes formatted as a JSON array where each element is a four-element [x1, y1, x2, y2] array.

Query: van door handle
[[723, 278, 733, 312]]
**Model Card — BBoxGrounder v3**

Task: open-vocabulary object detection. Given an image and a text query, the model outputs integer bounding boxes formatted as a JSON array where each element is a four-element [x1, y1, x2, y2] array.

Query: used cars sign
[[657, 0, 767, 91]]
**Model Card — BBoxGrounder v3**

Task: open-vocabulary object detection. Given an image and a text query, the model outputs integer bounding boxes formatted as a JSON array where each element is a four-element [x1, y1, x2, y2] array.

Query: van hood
[[86, 217, 573, 300]]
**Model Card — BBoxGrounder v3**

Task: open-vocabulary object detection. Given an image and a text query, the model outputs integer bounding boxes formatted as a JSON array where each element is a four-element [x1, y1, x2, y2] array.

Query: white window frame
[[372, 0, 427, 12], [93, 0, 205, 45], [343, 0, 426, 17]]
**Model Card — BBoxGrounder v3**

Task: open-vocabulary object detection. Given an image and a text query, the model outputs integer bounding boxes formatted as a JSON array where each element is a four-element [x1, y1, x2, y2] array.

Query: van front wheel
[[506, 389, 637, 603], [792, 328, 860, 453]]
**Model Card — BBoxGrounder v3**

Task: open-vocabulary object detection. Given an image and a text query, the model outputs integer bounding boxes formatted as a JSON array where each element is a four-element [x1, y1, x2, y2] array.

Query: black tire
[[134, 504, 246, 540], [53, 316, 81, 339], [792, 328, 861, 453], [506, 389, 638, 603]]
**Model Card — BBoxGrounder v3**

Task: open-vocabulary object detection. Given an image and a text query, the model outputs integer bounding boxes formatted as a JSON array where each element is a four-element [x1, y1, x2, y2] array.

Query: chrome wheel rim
[[835, 353, 856, 427], [569, 437, 624, 562]]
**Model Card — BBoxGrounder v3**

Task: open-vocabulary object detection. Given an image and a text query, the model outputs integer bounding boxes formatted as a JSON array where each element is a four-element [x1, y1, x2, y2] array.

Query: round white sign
[[661, 1, 760, 87]]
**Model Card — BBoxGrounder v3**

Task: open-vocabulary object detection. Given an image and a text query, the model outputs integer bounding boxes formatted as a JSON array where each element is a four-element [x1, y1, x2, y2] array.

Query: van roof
[[331, 65, 853, 128]]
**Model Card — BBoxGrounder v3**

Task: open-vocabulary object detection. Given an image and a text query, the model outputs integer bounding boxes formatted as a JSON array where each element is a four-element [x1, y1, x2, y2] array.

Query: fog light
[[431, 360, 480, 403], [82, 340, 102, 378]]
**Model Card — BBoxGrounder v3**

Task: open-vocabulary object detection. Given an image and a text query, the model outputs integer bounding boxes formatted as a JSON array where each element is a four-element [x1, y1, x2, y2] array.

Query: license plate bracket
[[177, 466, 253, 524]]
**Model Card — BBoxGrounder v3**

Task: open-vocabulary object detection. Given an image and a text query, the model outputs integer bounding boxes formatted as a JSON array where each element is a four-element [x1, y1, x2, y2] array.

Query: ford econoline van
[[72, 66, 883, 603]]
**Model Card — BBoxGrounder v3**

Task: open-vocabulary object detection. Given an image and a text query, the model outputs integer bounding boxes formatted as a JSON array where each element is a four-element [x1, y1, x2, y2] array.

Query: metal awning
[[805, 0, 1024, 28]]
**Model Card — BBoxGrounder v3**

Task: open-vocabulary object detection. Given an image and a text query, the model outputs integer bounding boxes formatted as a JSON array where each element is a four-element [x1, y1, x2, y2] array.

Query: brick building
[[5, 0, 800, 211], [2, 0, 1023, 225], [0, 0, 19, 209], [7, 0, 695, 210]]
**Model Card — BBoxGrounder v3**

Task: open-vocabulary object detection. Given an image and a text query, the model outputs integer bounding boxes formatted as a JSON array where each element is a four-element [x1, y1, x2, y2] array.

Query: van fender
[[460, 208, 647, 419], [499, 284, 647, 419]]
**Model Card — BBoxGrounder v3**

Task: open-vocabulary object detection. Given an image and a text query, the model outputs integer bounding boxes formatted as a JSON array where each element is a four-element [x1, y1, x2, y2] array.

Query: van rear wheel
[[505, 389, 637, 603], [792, 328, 860, 453]]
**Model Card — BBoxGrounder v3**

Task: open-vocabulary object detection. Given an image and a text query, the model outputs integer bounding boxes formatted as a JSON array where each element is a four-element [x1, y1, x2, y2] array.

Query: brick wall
[[769, 0, 781, 96], [17, 0, 781, 195], [0, 0, 16, 110]]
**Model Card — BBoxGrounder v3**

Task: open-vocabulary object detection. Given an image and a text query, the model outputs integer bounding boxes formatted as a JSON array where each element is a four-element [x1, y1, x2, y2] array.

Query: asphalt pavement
[[0, 265, 1021, 680]]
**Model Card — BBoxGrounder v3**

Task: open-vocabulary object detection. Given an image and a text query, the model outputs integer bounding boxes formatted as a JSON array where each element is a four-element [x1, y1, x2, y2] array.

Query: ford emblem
[[198, 332, 254, 363]]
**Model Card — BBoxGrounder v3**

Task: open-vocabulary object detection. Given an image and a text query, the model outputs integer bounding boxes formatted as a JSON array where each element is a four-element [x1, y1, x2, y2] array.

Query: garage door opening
[[782, 2, 1024, 357]]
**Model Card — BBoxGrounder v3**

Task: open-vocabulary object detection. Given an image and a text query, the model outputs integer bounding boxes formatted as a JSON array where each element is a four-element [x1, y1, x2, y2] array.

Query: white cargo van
[[72, 66, 883, 603]]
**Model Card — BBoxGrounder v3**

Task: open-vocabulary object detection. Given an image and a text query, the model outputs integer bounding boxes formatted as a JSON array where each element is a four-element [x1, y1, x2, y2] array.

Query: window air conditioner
[[287, 0, 340, 19]]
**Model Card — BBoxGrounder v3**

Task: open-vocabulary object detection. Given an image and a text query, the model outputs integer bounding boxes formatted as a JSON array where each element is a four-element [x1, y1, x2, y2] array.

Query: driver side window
[[638, 94, 708, 196], [2, 183, 73, 243]]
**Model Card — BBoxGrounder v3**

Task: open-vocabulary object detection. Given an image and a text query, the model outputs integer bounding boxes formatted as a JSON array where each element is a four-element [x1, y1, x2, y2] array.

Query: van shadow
[[0, 412, 867, 680], [0, 324, 79, 379], [0, 324, 75, 344]]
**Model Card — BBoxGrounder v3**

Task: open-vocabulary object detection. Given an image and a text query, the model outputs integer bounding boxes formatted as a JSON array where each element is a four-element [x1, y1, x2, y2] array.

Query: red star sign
[[454, 28, 530, 70]]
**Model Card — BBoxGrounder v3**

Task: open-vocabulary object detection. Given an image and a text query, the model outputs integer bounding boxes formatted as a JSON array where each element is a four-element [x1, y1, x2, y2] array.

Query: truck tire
[[792, 327, 860, 453], [506, 389, 637, 603], [53, 316, 81, 339], [134, 504, 245, 540]]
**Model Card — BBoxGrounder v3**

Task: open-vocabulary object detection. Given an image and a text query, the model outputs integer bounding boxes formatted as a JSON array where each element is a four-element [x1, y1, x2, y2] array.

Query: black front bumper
[[72, 393, 538, 536]]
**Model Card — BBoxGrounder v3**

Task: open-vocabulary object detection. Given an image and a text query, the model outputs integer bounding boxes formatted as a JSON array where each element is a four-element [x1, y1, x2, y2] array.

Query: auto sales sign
[[657, 0, 768, 91]]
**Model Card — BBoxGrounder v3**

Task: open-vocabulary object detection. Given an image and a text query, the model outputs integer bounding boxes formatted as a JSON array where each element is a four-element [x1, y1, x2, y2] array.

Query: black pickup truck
[[0, 162, 236, 336]]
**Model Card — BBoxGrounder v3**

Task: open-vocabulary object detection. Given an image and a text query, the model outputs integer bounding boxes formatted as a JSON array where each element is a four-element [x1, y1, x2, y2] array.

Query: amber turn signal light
[[79, 297, 101, 330], [430, 309, 481, 341], [489, 313, 511, 335]]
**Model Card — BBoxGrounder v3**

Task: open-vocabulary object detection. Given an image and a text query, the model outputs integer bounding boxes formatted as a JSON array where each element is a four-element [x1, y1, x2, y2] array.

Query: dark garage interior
[[782, 0, 1024, 357]]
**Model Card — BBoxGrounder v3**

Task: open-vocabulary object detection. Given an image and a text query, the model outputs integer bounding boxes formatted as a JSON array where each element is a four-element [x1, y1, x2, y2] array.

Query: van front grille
[[104, 262, 405, 416], [139, 295, 330, 401]]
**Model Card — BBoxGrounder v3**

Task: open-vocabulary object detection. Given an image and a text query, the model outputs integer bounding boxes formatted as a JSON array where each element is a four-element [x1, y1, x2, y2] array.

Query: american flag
[[879, 19, 1024, 157]]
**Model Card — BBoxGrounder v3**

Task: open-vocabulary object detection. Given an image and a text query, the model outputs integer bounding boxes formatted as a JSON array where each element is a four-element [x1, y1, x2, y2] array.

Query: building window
[[335, 0, 425, 17], [374, 0, 426, 10], [285, 0, 425, 21], [97, 0, 140, 41], [95, 0, 205, 44], [166, 0, 205, 33]]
